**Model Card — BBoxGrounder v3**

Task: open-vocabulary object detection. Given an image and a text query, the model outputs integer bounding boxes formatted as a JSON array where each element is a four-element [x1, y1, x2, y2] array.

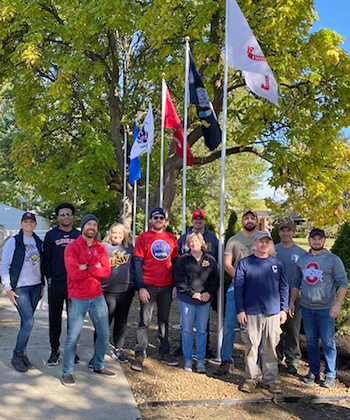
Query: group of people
[[0, 204, 347, 393]]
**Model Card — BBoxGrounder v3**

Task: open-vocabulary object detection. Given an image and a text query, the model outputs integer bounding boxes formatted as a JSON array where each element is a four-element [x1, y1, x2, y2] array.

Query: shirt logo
[[303, 262, 323, 284], [110, 252, 130, 268], [202, 260, 210, 268], [291, 254, 300, 263], [151, 240, 170, 261], [272, 265, 278, 273]]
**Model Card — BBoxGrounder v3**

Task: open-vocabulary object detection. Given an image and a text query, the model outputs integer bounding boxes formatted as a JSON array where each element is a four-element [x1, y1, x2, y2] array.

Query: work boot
[[214, 360, 231, 376], [11, 352, 28, 372], [239, 379, 257, 393], [22, 353, 37, 370]]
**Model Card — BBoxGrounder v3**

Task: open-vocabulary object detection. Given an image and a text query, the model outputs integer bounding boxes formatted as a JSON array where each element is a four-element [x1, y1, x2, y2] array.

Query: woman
[[175, 232, 219, 373], [101, 223, 134, 363], [1, 212, 45, 372]]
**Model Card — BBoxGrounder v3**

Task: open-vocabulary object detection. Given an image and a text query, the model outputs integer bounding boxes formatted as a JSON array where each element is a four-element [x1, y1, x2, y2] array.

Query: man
[[44, 203, 80, 366], [215, 210, 276, 375], [235, 230, 288, 394], [178, 210, 218, 260], [275, 220, 307, 374], [290, 228, 348, 389], [61, 214, 114, 387], [131, 207, 179, 371]]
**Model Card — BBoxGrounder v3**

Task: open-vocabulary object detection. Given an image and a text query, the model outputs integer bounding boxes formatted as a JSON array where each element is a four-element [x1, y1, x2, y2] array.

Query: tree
[[1, 0, 350, 226]]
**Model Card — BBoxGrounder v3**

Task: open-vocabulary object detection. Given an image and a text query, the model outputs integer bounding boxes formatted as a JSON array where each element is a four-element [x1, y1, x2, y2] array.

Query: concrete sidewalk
[[0, 290, 141, 420]]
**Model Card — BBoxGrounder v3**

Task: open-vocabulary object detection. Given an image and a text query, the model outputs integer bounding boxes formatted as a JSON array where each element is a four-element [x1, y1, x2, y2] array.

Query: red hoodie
[[64, 235, 111, 299]]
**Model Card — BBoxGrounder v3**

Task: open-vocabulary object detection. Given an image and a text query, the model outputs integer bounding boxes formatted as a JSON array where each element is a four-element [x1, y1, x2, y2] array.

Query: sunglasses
[[59, 212, 73, 217], [153, 216, 164, 221]]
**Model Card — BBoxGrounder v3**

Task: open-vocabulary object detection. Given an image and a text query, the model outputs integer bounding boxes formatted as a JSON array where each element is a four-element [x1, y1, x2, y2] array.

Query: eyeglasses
[[59, 212, 73, 217], [153, 216, 164, 221]]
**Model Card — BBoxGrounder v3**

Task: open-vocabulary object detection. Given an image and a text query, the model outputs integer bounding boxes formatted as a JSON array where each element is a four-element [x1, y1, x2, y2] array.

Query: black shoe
[[160, 353, 179, 366], [287, 365, 297, 375], [11, 352, 28, 372], [22, 353, 37, 370], [130, 357, 144, 372], [214, 360, 231, 376], [115, 349, 128, 364], [74, 354, 80, 364], [173, 346, 183, 357], [47, 350, 60, 366], [302, 372, 320, 383], [93, 368, 117, 378], [61, 373, 76, 387], [88, 358, 94, 369]]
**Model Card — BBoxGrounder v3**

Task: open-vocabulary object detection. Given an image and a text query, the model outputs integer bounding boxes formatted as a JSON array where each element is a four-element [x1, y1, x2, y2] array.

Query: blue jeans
[[221, 283, 238, 362], [302, 306, 337, 378], [63, 295, 109, 375], [14, 284, 42, 355], [178, 299, 211, 362]]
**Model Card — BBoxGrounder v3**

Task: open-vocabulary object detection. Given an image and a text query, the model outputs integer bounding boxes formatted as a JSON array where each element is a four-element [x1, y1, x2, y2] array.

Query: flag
[[129, 121, 141, 185], [130, 103, 154, 159], [188, 51, 222, 150], [164, 83, 194, 166], [227, 0, 279, 106]]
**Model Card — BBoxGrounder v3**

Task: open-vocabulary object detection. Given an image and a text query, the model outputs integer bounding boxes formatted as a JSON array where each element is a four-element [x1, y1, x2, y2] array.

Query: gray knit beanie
[[80, 214, 99, 229]]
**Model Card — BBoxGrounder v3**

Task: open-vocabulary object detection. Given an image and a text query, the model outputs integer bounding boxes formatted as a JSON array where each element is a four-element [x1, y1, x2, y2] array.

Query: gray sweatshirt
[[292, 249, 348, 309]]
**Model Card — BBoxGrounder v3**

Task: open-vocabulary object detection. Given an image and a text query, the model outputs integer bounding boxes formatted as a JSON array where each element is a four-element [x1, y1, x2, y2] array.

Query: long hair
[[103, 223, 129, 247]]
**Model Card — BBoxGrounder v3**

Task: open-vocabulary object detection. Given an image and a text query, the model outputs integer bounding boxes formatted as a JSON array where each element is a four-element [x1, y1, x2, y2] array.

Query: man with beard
[[215, 210, 275, 375], [61, 215, 115, 387], [290, 228, 348, 389]]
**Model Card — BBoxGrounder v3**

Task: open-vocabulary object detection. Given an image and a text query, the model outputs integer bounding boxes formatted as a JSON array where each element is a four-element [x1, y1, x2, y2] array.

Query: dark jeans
[[135, 284, 173, 357], [48, 287, 69, 351], [14, 284, 42, 355]]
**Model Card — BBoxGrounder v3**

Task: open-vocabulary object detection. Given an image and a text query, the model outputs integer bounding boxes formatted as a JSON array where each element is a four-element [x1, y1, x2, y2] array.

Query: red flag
[[164, 85, 194, 166]]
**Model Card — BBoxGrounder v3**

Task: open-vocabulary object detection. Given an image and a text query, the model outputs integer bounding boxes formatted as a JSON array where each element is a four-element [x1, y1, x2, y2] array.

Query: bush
[[225, 210, 238, 243]]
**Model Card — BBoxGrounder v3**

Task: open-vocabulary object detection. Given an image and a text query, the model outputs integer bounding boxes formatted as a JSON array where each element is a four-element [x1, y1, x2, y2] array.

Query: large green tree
[[0, 0, 350, 225]]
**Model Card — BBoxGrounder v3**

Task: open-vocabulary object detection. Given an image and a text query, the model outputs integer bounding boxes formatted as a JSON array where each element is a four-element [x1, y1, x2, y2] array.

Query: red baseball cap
[[192, 210, 205, 219]]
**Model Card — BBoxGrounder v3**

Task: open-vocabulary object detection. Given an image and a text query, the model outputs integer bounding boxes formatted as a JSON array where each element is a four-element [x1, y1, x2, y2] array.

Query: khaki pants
[[242, 314, 281, 385]]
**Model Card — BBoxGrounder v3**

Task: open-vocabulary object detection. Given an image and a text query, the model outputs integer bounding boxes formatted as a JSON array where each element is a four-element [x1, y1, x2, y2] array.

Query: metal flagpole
[[217, 0, 230, 360], [160, 76, 166, 207], [182, 37, 190, 235], [145, 147, 150, 231], [123, 130, 127, 224], [132, 180, 137, 245]]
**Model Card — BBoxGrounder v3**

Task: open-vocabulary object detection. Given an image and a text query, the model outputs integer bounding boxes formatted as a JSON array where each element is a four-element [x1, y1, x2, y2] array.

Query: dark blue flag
[[188, 51, 222, 151], [129, 121, 141, 185]]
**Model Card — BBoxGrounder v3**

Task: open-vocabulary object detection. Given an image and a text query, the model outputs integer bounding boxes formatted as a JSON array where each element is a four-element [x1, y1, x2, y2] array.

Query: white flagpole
[[160, 76, 166, 207], [145, 147, 150, 231], [182, 36, 190, 235], [123, 130, 127, 224], [217, 0, 230, 361], [132, 180, 137, 245]]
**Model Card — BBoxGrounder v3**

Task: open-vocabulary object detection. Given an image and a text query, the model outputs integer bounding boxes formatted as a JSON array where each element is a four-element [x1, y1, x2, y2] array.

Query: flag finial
[[185, 36, 190, 43]]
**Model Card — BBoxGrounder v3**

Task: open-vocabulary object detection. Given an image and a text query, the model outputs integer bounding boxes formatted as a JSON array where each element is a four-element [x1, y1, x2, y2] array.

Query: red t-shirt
[[134, 230, 178, 286]]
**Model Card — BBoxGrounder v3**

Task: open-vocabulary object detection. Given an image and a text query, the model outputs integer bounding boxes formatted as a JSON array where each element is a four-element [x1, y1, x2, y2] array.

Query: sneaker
[[22, 353, 37, 370], [287, 365, 297, 375], [184, 360, 193, 372], [74, 354, 80, 364], [93, 368, 117, 378], [322, 377, 335, 388], [196, 360, 206, 374], [214, 360, 231, 376], [115, 349, 128, 364], [88, 358, 94, 369], [61, 373, 76, 387], [11, 352, 28, 372], [160, 353, 179, 366], [263, 382, 282, 394], [47, 350, 60, 366], [302, 372, 320, 384], [130, 357, 144, 372], [240, 379, 257, 393]]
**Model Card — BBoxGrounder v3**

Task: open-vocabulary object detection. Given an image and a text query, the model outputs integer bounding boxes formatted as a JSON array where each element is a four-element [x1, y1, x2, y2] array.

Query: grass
[[293, 237, 335, 251]]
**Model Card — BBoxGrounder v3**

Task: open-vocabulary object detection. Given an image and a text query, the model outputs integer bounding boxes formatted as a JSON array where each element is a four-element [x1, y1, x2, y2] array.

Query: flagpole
[[145, 146, 150, 231], [160, 76, 166, 207], [217, 0, 230, 361], [182, 36, 190, 235], [123, 130, 127, 224], [133, 180, 137, 245]]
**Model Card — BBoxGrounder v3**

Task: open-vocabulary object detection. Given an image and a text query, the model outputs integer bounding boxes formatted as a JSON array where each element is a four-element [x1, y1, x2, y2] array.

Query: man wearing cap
[[131, 207, 179, 371], [290, 228, 348, 389], [215, 210, 275, 376], [44, 203, 81, 366], [178, 210, 218, 260], [235, 230, 288, 394], [275, 220, 307, 374], [1, 212, 45, 372], [61, 214, 114, 387]]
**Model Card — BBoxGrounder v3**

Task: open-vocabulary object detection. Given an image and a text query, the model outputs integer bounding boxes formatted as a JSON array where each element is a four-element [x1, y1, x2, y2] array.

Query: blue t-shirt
[[234, 254, 289, 315]]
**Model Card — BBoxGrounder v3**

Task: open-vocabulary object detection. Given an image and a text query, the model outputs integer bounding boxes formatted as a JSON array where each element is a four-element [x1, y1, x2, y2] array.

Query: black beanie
[[80, 214, 99, 229]]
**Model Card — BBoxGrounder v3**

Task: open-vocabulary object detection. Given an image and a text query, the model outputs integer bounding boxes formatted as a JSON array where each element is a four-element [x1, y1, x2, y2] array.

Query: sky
[[255, 0, 350, 200]]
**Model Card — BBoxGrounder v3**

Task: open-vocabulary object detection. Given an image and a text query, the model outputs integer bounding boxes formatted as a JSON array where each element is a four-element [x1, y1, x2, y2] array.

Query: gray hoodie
[[292, 249, 348, 309]]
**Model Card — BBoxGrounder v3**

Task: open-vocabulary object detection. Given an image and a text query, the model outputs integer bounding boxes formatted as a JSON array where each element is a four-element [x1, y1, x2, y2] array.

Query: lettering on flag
[[130, 103, 154, 159]]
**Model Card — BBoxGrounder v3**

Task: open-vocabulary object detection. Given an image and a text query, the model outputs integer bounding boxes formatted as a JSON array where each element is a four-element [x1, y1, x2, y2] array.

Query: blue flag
[[129, 121, 141, 185], [189, 51, 222, 151]]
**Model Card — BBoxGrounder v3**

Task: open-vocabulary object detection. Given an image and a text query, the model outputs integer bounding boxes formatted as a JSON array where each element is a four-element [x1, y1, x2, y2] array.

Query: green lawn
[[293, 237, 335, 251]]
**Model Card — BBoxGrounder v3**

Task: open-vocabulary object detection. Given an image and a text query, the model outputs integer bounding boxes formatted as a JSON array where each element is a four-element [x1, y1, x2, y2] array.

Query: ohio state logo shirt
[[302, 262, 323, 284]]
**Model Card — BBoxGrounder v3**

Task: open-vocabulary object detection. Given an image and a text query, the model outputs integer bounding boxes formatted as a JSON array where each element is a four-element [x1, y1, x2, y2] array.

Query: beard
[[84, 229, 97, 238], [310, 244, 324, 251], [244, 223, 257, 232]]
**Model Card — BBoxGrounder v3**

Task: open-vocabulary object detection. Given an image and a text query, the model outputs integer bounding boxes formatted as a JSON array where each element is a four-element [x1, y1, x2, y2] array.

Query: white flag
[[228, 0, 279, 106], [130, 103, 154, 159]]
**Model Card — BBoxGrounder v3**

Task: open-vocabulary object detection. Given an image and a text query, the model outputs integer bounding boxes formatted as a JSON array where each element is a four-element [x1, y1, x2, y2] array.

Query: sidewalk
[[0, 290, 142, 420]]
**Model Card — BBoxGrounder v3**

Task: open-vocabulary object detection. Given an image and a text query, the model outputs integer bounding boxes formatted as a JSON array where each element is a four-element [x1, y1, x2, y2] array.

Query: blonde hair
[[103, 223, 129, 247], [185, 232, 206, 249]]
